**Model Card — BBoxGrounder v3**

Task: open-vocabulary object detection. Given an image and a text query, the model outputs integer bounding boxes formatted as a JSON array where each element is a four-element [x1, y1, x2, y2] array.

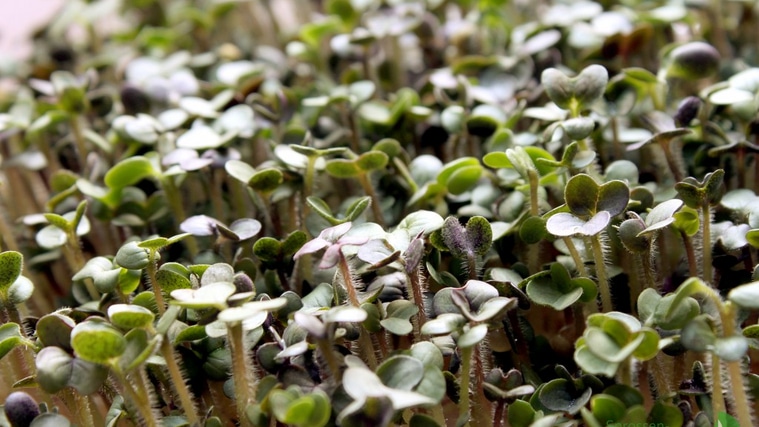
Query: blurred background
[[0, 1, 65, 60]]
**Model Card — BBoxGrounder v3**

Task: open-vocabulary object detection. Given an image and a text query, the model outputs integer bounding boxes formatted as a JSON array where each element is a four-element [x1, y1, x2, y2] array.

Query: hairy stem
[[69, 116, 89, 174], [680, 231, 698, 278], [459, 346, 473, 427], [65, 229, 98, 301], [317, 339, 343, 382], [589, 235, 612, 312], [228, 322, 254, 427], [719, 303, 754, 426], [118, 370, 159, 427], [407, 265, 427, 340], [162, 178, 198, 257], [702, 205, 713, 285], [358, 173, 385, 227], [159, 336, 199, 424], [562, 237, 587, 277], [147, 251, 165, 316], [338, 252, 360, 307], [710, 352, 726, 416]]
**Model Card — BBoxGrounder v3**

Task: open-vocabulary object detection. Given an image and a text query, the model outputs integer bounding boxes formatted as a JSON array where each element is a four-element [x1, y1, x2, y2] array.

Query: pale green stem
[[358, 173, 385, 227], [407, 266, 426, 340], [65, 229, 99, 301], [618, 359, 632, 387], [316, 339, 343, 382], [301, 156, 318, 230], [680, 231, 699, 278], [719, 303, 754, 426], [210, 169, 226, 223], [147, 251, 165, 316], [562, 237, 587, 277], [69, 116, 88, 173], [228, 322, 254, 427], [651, 353, 672, 397], [62, 388, 95, 427], [5, 304, 35, 378], [526, 171, 541, 274], [393, 157, 418, 193], [527, 170, 539, 216], [467, 253, 478, 281], [459, 346, 473, 427], [702, 205, 713, 285], [159, 335, 199, 425], [338, 251, 378, 368], [471, 344, 492, 427], [338, 252, 360, 307], [711, 352, 726, 416], [162, 178, 198, 257], [641, 250, 656, 290], [589, 235, 612, 312], [117, 370, 159, 427], [229, 178, 248, 221]]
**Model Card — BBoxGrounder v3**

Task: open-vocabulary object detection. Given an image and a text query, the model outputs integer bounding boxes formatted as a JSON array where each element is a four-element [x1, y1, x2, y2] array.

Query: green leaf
[[421, 313, 467, 335], [138, 237, 169, 250], [714, 335, 749, 362], [35, 346, 73, 393], [716, 412, 741, 427], [356, 151, 389, 172], [36, 224, 66, 249], [71, 320, 127, 365], [546, 211, 610, 237], [527, 276, 584, 310], [482, 152, 512, 169], [380, 300, 418, 336], [0, 251, 24, 294], [7, 276, 34, 305], [673, 206, 700, 236], [561, 117, 595, 140], [114, 241, 150, 270], [542, 65, 608, 112], [43, 213, 70, 231], [728, 281, 759, 309], [590, 394, 627, 424], [681, 316, 716, 352], [444, 165, 483, 195], [325, 158, 361, 178], [249, 168, 284, 193], [344, 196, 372, 222], [410, 341, 444, 370], [30, 413, 72, 427], [306, 196, 341, 225], [565, 174, 599, 217], [119, 328, 159, 372], [458, 324, 488, 348], [597, 180, 630, 217], [108, 304, 156, 330], [538, 378, 593, 415], [667, 41, 720, 80], [253, 237, 282, 262], [225, 159, 257, 184], [648, 400, 684, 427], [466, 216, 492, 256], [376, 355, 425, 390], [36, 313, 75, 350], [574, 342, 619, 377], [171, 281, 235, 311], [519, 216, 547, 244], [0, 323, 27, 360], [104, 156, 156, 189], [409, 414, 443, 427], [508, 399, 536, 427]]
